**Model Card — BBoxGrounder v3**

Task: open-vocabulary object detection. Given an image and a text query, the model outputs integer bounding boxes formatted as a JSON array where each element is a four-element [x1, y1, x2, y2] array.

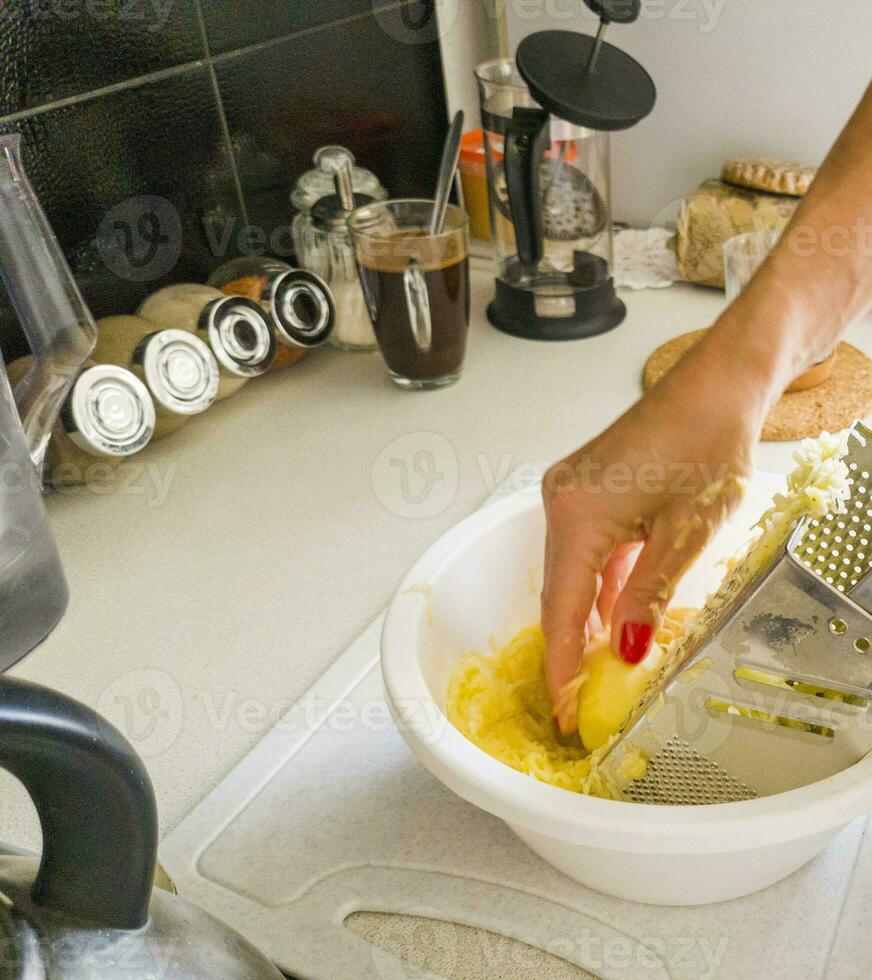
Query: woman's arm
[[543, 81, 872, 735], [715, 80, 872, 391]]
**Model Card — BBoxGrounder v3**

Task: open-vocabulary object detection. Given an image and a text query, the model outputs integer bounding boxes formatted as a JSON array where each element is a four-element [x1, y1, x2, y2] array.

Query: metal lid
[[270, 269, 335, 348], [199, 296, 276, 378], [136, 329, 220, 416], [516, 29, 656, 131], [312, 191, 377, 231], [62, 365, 156, 458], [313, 145, 356, 173], [291, 144, 387, 213]]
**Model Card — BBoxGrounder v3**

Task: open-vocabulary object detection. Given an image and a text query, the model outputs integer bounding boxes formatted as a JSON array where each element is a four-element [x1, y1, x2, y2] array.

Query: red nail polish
[[620, 622, 653, 664]]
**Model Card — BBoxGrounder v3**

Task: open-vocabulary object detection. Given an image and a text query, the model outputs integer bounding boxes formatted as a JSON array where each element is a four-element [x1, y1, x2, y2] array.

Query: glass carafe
[[0, 134, 97, 669], [475, 58, 624, 340]]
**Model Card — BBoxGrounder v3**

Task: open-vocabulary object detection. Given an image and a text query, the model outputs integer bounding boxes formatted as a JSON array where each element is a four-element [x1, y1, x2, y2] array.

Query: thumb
[[609, 512, 709, 663]]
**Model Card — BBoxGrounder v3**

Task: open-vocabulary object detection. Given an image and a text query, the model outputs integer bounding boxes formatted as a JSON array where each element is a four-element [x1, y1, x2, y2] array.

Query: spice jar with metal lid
[[7, 357, 156, 487], [207, 257, 335, 369], [138, 284, 276, 400], [294, 162, 377, 351], [94, 316, 219, 440]]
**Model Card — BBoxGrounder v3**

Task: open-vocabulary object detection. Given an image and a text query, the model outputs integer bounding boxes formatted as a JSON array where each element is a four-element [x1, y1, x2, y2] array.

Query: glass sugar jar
[[292, 147, 387, 351]]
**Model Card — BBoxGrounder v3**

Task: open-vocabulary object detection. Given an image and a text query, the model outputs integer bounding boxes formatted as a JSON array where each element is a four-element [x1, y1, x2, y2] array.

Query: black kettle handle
[[0, 676, 157, 929], [504, 106, 550, 268]]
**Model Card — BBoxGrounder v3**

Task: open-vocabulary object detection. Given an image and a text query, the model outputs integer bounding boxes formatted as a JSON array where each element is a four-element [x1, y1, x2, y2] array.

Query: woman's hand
[[542, 327, 781, 735], [541, 81, 872, 735]]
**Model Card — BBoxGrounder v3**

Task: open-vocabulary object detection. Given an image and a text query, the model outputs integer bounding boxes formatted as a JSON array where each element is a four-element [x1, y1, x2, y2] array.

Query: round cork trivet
[[643, 330, 872, 442]]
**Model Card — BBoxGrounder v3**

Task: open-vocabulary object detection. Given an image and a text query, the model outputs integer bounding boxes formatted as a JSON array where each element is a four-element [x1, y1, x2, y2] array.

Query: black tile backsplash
[[0, 0, 446, 357], [0, 0, 206, 117], [199, 0, 393, 54], [1, 68, 238, 255], [214, 7, 448, 248]]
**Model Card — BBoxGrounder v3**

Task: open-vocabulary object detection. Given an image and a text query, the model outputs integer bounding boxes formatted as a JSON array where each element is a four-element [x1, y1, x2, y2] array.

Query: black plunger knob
[[583, 0, 642, 23]]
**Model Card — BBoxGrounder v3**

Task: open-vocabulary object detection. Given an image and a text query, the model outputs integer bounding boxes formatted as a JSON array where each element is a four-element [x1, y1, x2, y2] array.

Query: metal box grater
[[610, 421, 872, 803]]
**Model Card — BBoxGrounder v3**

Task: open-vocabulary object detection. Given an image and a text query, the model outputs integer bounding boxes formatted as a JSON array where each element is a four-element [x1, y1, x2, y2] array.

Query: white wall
[[502, 0, 871, 226], [437, 2, 505, 125]]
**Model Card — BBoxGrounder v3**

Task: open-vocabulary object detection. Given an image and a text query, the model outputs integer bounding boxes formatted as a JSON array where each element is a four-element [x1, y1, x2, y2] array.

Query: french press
[[476, 1, 656, 340]]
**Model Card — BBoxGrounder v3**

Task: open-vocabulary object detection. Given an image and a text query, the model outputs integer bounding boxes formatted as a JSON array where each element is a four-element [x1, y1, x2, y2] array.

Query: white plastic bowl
[[381, 478, 872, 905]]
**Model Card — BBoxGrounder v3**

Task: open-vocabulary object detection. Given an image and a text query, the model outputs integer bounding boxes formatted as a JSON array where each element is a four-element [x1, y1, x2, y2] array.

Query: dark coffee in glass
[[349, 201, 470, 389]]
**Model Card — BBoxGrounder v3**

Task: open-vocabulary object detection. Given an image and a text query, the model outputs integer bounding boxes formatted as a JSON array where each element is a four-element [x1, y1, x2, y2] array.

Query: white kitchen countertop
[[2, 260, 869, 875]]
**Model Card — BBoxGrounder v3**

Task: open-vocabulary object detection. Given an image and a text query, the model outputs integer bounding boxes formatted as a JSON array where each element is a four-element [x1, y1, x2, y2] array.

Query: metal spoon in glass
[[429, 110, 465, 236]]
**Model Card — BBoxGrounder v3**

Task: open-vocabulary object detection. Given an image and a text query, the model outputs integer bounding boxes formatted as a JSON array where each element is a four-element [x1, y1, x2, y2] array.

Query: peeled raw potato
[[576, 635, 668, 752]]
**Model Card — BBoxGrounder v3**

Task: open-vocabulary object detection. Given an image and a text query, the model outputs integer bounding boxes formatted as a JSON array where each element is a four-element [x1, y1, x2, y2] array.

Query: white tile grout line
[[0, 0, 413, 127], [208, 0, 411, 66], [0, 61, 209, 126], [193, 0, 250, 229]]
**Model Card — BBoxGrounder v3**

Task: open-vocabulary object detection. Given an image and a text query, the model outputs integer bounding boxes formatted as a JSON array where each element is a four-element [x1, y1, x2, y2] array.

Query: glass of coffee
[[348, 199, 470, 389]]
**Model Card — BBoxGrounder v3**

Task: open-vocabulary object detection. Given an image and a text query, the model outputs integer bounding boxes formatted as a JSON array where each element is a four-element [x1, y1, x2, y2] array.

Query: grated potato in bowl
[[445, 432, 852, 801]]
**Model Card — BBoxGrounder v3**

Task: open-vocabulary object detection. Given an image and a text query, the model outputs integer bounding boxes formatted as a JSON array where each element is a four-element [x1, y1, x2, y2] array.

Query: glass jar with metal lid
[[94, 316, 220, 440], [291, 145, 387, 215], [294, 159, 379, 351], [207, 257, 335, 368], [7, 356, 157, 487], [138, 284, 276, 400]]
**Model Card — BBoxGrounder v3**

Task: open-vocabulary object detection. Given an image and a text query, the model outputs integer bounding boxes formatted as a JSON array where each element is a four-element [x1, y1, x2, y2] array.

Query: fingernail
[[620, 622, 653, 664]]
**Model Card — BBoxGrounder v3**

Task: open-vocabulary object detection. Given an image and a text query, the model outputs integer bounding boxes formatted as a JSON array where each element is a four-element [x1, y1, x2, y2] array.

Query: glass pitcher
[[0, 134, 97, 669], [475, 58, 623, 340]]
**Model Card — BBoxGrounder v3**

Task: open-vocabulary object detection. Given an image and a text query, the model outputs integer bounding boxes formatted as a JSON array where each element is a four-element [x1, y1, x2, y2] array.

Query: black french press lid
[[516, 2, 655, 132]]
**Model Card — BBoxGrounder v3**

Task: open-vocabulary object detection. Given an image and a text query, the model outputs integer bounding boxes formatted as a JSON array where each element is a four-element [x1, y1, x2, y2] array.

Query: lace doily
[[614, 227, 681, 290]]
